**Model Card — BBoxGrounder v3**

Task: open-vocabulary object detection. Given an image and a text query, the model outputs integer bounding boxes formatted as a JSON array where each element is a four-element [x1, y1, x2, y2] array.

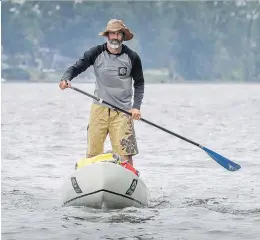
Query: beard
[[107, 39, 123, 49]]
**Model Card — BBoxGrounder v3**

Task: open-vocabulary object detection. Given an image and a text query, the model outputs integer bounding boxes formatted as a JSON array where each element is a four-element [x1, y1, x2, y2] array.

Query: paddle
[[69, 86, 241, 172]]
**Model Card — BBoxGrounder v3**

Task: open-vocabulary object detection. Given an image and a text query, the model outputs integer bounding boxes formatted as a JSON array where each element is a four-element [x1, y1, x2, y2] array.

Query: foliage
[[2, 0, 260, 81]]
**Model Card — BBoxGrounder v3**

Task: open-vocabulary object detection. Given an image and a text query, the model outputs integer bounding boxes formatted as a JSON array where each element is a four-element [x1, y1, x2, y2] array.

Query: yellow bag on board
[[75, 153, 120, 170]]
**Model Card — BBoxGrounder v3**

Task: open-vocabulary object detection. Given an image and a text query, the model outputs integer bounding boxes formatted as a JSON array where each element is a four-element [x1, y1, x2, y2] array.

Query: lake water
[[1, 83, 260, 240]]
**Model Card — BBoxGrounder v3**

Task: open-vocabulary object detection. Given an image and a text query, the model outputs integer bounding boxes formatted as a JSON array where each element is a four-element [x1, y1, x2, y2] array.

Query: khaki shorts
[[87, 103, 138, 156]]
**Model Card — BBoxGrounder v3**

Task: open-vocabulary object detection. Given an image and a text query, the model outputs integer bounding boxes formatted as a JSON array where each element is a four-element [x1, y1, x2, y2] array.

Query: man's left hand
[[129, 108, 141, 120]]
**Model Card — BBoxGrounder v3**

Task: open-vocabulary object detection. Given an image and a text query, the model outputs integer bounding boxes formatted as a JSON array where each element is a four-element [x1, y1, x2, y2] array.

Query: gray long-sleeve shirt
[[61, 43, 145, 110]]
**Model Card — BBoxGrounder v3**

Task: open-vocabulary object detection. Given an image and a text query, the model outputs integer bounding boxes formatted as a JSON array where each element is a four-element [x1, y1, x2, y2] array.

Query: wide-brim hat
[[99, 19, 134, 41]]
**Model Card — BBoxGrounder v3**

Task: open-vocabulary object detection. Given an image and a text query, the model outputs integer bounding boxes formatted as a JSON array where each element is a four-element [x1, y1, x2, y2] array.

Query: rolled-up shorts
[[87, 103, 138, 156]]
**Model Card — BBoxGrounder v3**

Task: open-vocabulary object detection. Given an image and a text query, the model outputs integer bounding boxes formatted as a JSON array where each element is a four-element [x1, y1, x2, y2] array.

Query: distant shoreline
[[2, 79, 260, 84], [2, 68, 259, 83]]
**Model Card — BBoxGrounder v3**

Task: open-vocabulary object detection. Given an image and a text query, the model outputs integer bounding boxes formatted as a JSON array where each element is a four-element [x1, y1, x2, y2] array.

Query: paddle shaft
[[69, 86, 241, 171], [71, 86, 202, 148]]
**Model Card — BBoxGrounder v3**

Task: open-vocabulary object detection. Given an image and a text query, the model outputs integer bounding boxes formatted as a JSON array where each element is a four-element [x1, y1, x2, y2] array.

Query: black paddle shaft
[[71, 86, 202, 148]]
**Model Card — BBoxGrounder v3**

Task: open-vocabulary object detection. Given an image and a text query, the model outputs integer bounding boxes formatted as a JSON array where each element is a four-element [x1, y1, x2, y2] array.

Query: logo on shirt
[[118, 67, 127, 76]]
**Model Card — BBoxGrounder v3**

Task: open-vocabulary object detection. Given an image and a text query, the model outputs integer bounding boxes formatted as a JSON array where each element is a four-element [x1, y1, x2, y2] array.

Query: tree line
[[2, 0, 260, 82]]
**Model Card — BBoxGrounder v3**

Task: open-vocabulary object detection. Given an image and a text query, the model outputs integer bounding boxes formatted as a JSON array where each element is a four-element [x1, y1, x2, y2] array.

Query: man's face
[[107, 31, 124, 49]]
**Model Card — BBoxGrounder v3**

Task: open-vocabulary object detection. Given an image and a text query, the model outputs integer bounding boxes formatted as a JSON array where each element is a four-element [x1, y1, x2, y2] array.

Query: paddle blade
[[202, 147, 241, 171]]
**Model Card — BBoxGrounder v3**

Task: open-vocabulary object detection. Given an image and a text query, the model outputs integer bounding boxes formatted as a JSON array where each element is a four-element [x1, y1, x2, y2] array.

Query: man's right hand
[[59, 80, 71, 90]]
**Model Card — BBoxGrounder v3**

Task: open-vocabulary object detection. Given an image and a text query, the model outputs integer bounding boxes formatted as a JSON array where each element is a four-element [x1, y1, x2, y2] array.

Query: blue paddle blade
[[202, 146, 241, 171]]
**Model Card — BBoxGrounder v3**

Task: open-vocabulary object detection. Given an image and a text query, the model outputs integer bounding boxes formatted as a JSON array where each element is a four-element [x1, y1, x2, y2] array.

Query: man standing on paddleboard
[[59, 19, 145, 166]]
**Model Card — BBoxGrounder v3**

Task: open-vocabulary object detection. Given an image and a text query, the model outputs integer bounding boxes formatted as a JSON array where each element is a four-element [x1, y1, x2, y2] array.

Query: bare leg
[[87, 154, 96, 158], [122, 155, 133, 166]]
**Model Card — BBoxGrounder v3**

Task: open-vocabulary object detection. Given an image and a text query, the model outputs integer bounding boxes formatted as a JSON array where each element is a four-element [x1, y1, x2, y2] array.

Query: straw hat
[[99, 19, 134, 41]]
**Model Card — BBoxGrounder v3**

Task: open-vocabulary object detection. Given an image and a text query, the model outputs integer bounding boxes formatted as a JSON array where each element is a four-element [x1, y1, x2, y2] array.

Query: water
[[1, 83, 260, 240]]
